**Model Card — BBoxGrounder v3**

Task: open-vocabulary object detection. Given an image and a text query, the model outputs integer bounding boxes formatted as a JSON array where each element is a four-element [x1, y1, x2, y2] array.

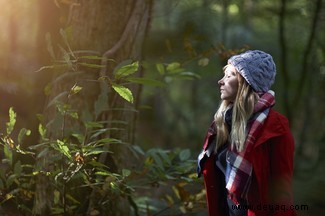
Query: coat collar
[[253, 109, 289, 149]]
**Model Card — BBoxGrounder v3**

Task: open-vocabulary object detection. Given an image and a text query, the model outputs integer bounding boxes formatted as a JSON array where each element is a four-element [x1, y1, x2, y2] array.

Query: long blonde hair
[[214, 67, 259, 152]]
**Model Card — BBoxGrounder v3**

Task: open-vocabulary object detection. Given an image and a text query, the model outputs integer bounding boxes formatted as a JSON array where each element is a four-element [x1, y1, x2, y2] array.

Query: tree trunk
[[278, 0, 291, 122], [293, 0, 323, 155], [33, 0, 153, 215]]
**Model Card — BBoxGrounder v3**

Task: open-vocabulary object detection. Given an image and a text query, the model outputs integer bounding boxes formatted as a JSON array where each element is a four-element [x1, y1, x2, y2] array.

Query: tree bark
[[278, 0, 291, 122], [294, 0, 323, 155], [292, 0, 323, 109]]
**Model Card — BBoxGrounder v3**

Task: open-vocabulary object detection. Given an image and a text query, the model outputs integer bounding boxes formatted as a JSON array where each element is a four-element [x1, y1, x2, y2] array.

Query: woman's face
[[218, 64, 239, 102]]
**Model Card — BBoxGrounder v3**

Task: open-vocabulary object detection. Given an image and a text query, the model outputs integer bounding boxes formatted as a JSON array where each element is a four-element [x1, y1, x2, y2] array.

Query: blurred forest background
[[0, 0, 324, 215]]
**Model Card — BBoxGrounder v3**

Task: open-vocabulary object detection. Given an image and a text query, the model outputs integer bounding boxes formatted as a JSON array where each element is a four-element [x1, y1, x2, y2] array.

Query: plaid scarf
[[225, 90, 275, 205]]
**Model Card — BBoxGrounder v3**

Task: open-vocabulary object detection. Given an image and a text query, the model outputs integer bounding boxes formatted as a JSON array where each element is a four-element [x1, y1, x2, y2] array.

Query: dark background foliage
[[0, 0, 324, 215]]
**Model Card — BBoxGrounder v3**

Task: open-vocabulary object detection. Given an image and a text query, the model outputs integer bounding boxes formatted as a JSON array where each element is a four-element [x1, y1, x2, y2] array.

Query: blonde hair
[[214, 67, 259, 152]]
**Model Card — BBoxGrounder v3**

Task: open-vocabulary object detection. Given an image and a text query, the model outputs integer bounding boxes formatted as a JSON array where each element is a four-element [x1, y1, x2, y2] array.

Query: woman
[[197, 50, 296, 216]]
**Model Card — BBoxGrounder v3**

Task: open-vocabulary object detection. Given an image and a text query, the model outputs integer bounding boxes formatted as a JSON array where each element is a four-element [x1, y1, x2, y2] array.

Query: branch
[[292, 0, 322, 108], [99, 0, 145, 77]]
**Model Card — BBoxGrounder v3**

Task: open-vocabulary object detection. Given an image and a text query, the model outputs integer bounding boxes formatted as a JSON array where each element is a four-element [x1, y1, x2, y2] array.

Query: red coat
[[200, 109, 296, 216]]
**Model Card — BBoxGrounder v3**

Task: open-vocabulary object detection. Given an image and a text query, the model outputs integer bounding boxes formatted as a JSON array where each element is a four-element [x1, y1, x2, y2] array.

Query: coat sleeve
[[269, 121, 296, 216]]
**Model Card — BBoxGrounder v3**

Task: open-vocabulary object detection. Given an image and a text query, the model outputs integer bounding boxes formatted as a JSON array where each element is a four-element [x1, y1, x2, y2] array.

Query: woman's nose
[[218, 78, 224, 85]]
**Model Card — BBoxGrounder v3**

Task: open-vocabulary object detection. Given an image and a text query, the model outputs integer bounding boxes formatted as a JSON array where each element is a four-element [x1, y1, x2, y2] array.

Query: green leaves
[[96, 61, 140, 104], [112, 83, 134, 103], [109, 61, 140, 103], [38, 123, 47, 141], [122, 169, 131, 177], [166, 62, 182, 73], [156, 63, 165, 75], [52, 140, 72, 159], [114, 61, 139, 79], [4, 49, 204, 214], [69, 84, 82, 97], [179, 149, 191, 161], [18, 128, 31, 145], [155, 61, 201, 82], [99, 59, 199, 105], [144, 148, 195, 182], [6, 107, 16, 135]]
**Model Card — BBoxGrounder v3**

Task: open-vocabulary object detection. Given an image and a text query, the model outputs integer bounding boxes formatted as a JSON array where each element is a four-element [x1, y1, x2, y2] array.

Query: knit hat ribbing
[[228, 50, 276, 93]]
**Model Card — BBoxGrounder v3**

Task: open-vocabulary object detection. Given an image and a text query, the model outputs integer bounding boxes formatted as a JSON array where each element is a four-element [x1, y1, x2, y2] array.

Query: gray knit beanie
[[228, 50, 276, 93]]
